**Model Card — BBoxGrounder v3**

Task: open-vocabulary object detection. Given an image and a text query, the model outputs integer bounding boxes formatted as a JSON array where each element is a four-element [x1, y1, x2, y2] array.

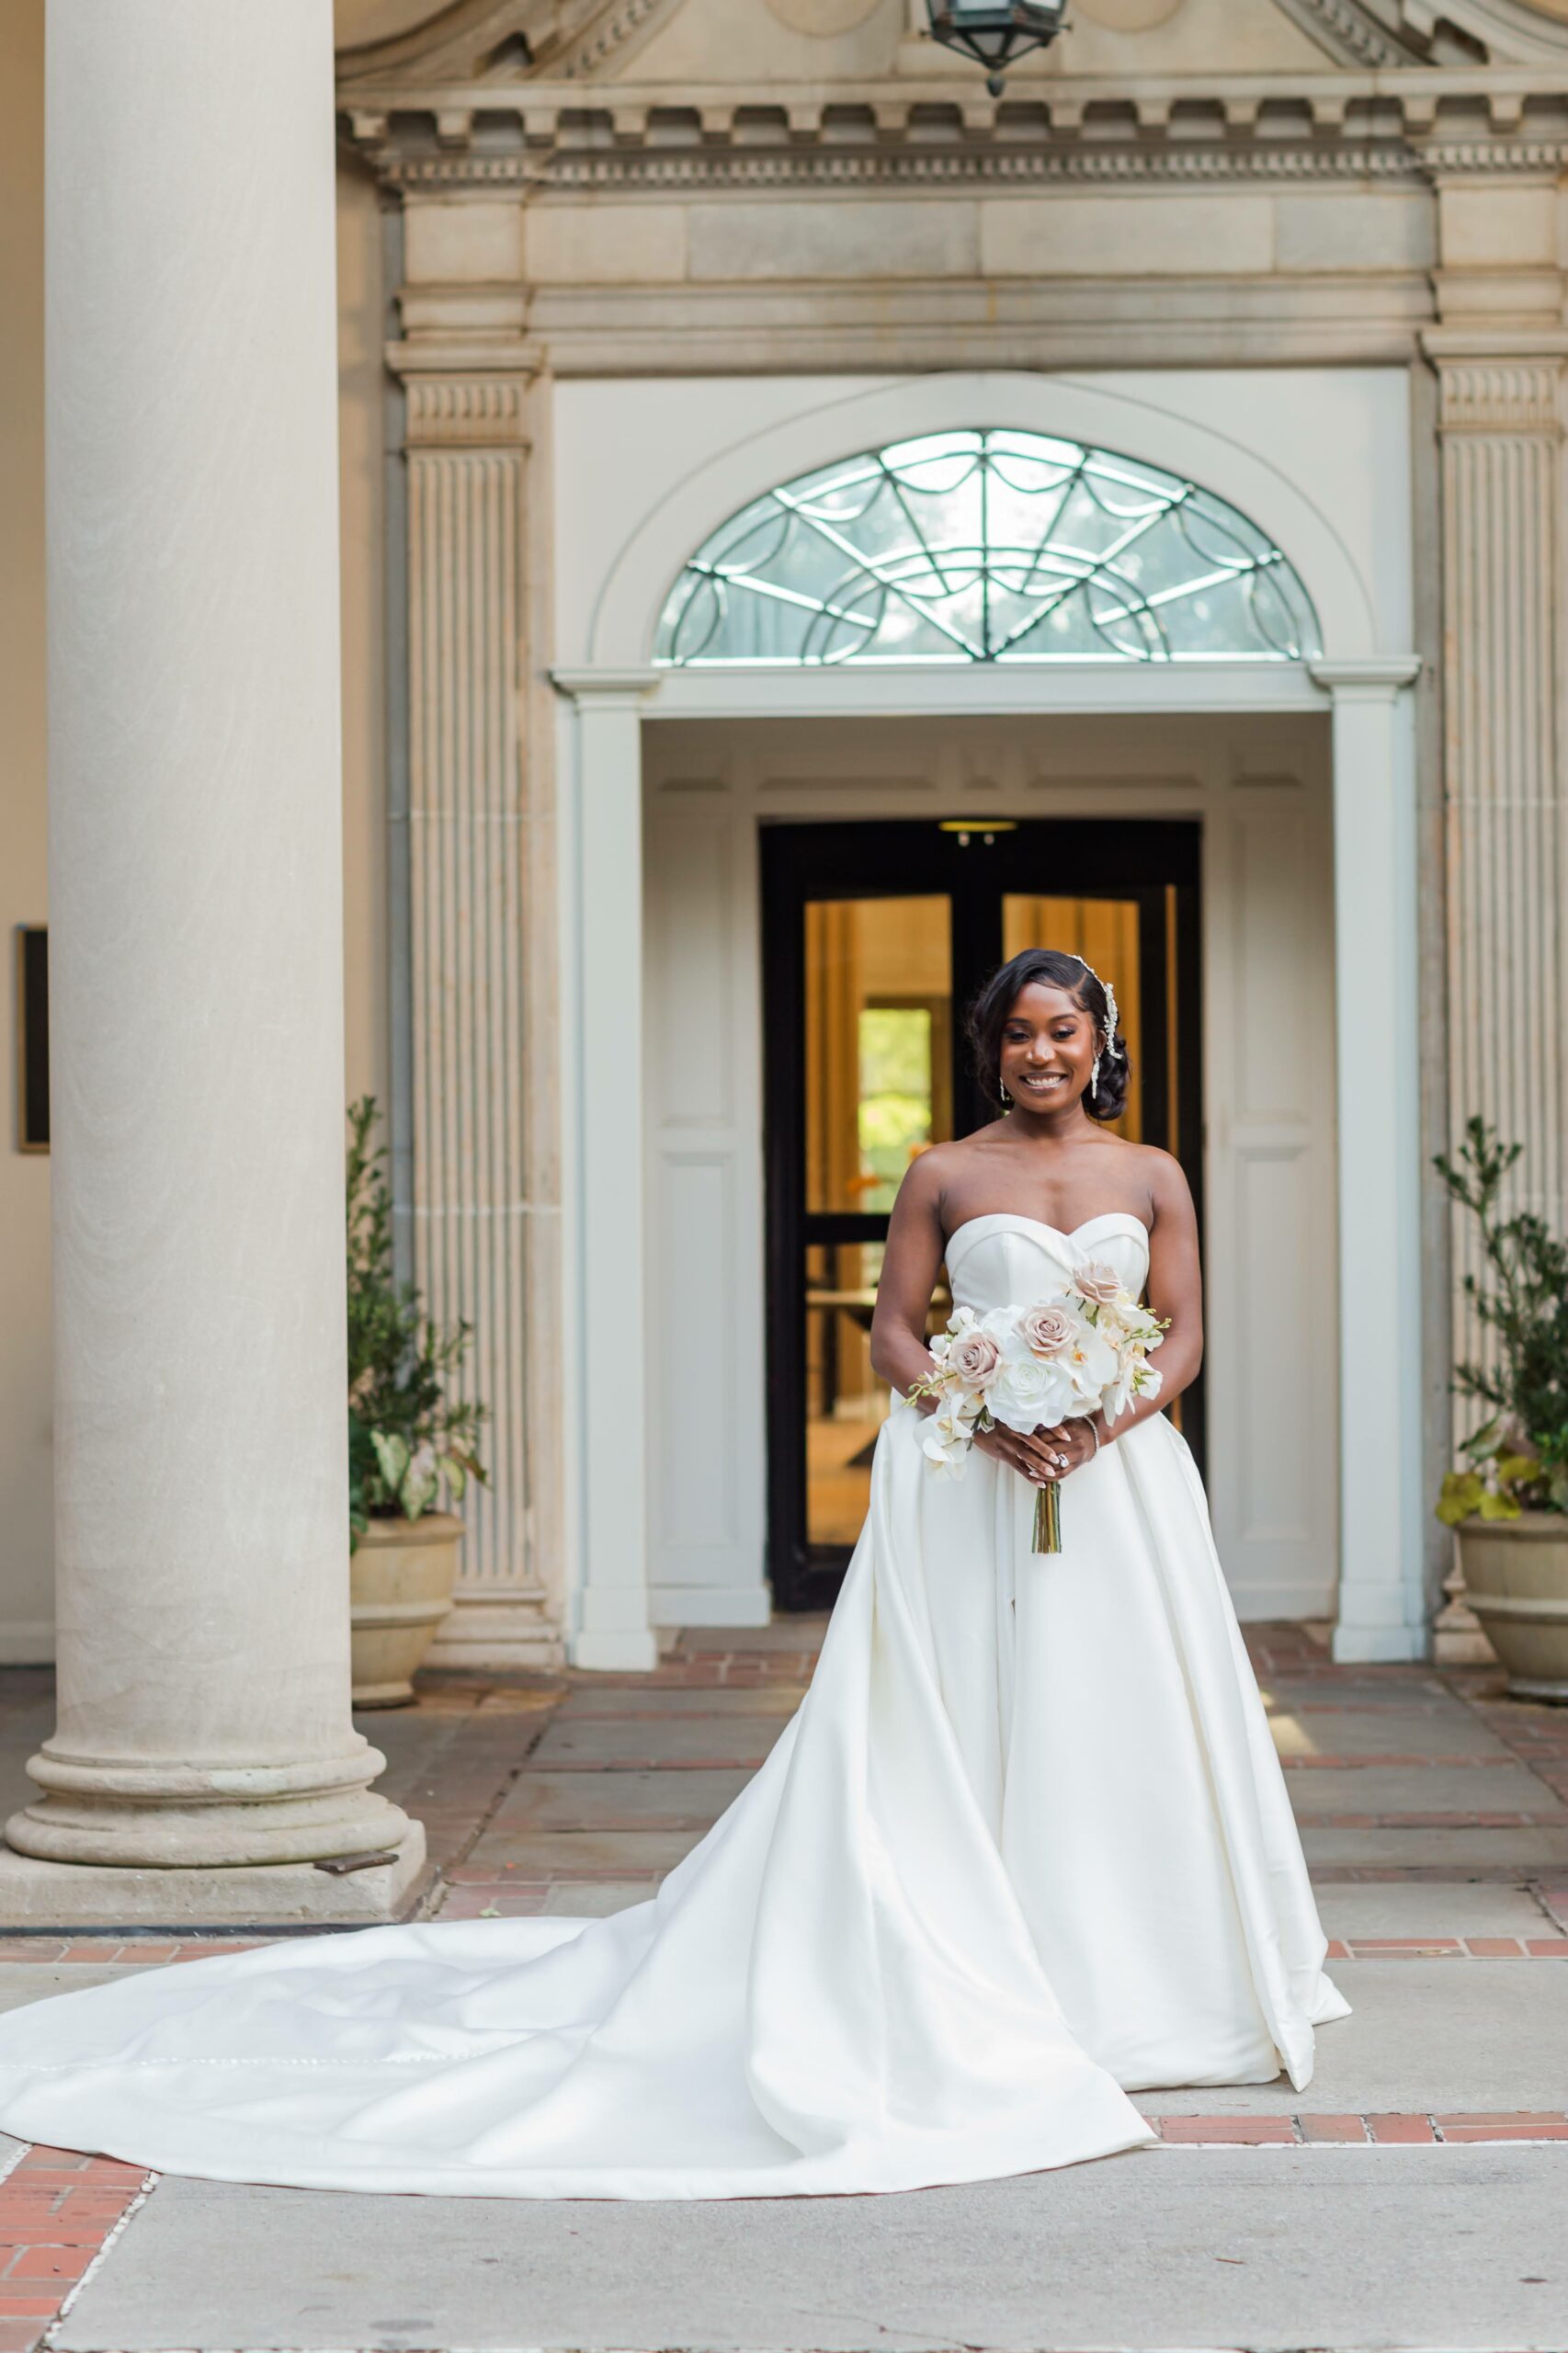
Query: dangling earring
[[999, 1082, 1011, 1108], [1089, 1054, 1102, 1097]]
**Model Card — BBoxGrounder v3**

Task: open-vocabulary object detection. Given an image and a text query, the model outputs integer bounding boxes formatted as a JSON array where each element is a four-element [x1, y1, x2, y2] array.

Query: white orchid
[[919, 1406, 975, 1477]]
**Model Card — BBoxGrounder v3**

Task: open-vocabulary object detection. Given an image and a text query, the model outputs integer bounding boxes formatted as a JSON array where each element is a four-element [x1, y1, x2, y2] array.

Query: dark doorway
[[761, 818, 1203, 1613]]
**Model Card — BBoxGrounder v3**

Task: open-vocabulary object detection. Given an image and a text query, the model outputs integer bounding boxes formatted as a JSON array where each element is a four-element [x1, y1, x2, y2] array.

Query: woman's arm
[[869, 1152, 1062, 1487], [867, 1151, 949, 1404]]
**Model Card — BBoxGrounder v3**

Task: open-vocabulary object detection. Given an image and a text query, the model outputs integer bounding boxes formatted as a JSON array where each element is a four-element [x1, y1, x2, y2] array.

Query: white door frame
[[551, 361, 1422, 1668], [554, 654, 1424, 1668]]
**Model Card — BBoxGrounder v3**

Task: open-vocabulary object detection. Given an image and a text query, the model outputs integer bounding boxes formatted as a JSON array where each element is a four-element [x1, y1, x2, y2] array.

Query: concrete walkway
[[0, 1623, 1565, 2352]]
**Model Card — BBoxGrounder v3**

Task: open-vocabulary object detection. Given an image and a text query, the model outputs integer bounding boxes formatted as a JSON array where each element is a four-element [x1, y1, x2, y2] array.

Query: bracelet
[[1085, 1420, 1101, 1459]]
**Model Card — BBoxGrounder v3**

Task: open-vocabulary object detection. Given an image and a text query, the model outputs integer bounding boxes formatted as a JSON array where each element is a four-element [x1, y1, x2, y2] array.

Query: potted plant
[[347, 1097, 486, 1707], [1435, 1119, 1568, 1701]]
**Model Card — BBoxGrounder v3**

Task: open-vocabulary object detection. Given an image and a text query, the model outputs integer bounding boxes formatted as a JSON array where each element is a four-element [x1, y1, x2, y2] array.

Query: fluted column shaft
[[5, 0, 415, 1900]]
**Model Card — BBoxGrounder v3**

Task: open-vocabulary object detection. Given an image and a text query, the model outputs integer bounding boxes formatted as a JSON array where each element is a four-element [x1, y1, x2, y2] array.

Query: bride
[[0, 948, 1346, 2199]]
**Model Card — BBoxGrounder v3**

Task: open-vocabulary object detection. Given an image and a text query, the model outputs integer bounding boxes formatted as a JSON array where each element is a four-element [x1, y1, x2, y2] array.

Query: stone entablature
[[342, 76, 1568, 188], [335, 0, 1568, 186]]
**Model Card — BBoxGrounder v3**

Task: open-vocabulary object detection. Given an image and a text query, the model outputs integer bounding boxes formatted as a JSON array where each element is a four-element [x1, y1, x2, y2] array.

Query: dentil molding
[[341, 71, 1568, 192]]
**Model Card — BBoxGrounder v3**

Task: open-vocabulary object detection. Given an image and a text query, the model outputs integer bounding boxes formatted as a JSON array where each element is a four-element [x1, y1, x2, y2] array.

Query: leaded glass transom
[[654, 428, 1320, 667]]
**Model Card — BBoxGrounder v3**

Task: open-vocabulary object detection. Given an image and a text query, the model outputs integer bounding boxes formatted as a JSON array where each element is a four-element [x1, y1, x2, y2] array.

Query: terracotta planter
[[350, 1512, 463, 1709], [1456, 1512, 1568, 1703]]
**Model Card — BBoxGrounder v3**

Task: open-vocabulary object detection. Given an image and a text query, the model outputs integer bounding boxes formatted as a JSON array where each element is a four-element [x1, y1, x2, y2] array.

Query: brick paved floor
[[0, 1623, 1565, 2350]]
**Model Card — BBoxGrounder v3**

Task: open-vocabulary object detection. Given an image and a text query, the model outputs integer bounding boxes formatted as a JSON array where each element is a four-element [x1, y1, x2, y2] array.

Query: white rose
[[986, 1338, 1075, 1434]]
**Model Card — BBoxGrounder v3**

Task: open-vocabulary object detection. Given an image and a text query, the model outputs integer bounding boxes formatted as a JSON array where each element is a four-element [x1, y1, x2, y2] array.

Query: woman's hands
[[974, 1416, 1098, 1484], [1037, 1417, 1100, 1478]]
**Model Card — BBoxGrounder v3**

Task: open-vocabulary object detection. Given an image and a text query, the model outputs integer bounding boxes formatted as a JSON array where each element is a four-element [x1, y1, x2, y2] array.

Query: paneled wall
[[642, 790, 769, 1623], [1202, 771, 1338, 1617]]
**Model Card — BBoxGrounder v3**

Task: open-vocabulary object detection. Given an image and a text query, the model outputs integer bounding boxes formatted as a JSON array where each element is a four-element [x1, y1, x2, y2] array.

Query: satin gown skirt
[[0, 1213, 1347, 2199]]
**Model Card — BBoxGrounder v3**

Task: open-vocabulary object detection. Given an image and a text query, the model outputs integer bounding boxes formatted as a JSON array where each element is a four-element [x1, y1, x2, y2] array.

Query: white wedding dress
[[0, 1212, 1346, 2198]]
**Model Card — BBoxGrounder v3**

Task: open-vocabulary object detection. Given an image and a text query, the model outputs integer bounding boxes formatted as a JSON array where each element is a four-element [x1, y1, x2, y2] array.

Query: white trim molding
[[551, 665, 665, 1669], [1309, 656, 1428, 1662], [547, 367, 1422, 1665], [586, 372, 1386, 673]]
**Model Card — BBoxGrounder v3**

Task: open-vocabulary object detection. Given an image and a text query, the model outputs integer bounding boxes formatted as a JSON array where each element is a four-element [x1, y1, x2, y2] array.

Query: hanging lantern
[[926, 1, 1070, 95]]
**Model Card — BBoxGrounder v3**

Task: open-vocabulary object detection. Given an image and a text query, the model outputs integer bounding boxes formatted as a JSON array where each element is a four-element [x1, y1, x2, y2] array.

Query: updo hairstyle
[[964, 947, 1131, 1126]]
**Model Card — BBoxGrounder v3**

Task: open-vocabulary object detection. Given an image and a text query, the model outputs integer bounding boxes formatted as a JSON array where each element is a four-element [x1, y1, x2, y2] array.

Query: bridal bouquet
[[907, 1262, 1166, 1552]]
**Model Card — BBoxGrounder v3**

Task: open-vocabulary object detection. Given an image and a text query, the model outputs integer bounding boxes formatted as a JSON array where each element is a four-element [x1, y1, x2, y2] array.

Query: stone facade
[[331, 0, 1568, 1665]]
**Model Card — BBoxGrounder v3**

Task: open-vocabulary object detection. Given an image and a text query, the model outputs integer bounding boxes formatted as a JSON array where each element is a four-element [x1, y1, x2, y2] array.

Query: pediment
[[335, 0, 676, 84], [336, 0, 1568, 88]]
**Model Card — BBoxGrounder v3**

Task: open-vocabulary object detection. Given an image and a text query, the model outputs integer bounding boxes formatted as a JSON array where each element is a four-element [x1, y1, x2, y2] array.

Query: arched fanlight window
[[654, 428, 1321, 667]]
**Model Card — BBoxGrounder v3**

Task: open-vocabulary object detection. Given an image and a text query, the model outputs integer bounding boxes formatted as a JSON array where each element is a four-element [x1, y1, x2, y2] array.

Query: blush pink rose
[[1018, 1304, 1074, 1358], [947, 1328, 1002, 1388], [1072, 1259, 1124, 1307]]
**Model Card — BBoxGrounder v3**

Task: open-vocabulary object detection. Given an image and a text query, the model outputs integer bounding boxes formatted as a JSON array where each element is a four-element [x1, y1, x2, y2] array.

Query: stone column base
[[0, 1823, 428, 1930], [424, 1587, 564, 1673]]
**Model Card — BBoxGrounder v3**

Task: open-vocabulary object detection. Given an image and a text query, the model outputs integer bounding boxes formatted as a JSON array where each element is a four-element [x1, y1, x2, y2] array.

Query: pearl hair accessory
[[1075, 957, 1121, 1063]]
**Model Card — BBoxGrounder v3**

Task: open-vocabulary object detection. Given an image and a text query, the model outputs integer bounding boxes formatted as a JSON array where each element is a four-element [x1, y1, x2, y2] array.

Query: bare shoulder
[[901, 1135, 976, 1196], [892, 1131, 1000, 1221], [1092, 1136, 1193, 1226], [1131, 1142, 1196, 1224], [892, 1141, 956, 1216]]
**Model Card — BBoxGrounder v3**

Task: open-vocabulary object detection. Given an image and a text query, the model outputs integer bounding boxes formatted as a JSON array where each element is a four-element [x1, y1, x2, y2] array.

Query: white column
[[0, 0, 421, 1924], [552, 671, 661, 1671], [1311, 660, 1427, 1664]]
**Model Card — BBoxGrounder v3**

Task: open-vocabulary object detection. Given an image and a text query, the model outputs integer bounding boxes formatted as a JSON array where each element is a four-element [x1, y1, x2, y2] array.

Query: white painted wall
[[553, 367, 1411, 671]]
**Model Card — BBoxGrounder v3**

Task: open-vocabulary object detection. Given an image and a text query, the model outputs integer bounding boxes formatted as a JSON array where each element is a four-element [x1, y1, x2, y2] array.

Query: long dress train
[[0, 1212, 1347, 2197]]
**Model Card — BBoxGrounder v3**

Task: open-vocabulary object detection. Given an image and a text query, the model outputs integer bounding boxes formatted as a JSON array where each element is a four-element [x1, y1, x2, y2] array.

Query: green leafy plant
[[347, 1097, 487, 1546], [1435, 1118, 1568, 1526]]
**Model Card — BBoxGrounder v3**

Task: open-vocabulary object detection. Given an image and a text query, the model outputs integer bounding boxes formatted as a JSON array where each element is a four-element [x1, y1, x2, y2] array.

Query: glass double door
[[761, 818, 1202, 1611]]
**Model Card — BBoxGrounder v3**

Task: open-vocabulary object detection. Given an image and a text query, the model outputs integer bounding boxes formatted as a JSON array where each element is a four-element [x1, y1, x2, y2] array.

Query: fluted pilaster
[[399, 370, 556, 1665], [1434, 353, 1568, 1421]]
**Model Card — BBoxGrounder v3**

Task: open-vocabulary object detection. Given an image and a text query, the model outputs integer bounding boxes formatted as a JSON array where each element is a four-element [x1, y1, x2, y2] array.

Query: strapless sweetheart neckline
[[944, 1210, 1152, 1255]]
